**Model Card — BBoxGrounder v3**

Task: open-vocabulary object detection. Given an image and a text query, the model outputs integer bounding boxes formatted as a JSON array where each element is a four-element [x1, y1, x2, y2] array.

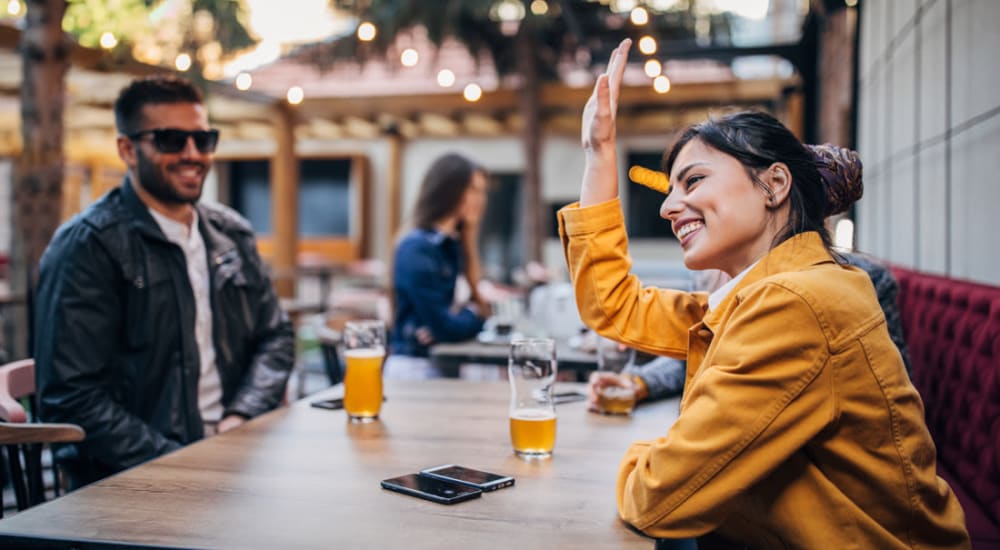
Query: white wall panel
[[951, 0, 1000, 124], [949, 114, 1000, 284], [918, 0, 947, 142], [916, 142, 948, 275]]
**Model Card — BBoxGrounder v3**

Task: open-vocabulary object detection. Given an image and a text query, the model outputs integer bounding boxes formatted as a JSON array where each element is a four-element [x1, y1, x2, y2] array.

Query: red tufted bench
[[891, 266, 1000, 548]]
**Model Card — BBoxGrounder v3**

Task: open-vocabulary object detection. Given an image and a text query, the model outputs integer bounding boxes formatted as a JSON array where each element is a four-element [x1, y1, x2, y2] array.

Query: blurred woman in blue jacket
[[386, 153, 490, 378]]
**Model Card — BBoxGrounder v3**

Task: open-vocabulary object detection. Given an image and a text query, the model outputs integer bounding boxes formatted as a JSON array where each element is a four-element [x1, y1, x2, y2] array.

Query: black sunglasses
[[128, 128, 220, 154]]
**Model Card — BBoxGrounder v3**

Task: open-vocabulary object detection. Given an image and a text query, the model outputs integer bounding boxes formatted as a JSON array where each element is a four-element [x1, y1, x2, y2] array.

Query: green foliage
[[64, 0, 256, 57], [63, 0, 152, 48], [322, 0, 729, 80]]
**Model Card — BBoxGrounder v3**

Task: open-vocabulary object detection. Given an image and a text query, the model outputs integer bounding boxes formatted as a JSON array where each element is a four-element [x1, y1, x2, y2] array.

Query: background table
[[0, 380, 680, 549], [430, 340, 598, 380]]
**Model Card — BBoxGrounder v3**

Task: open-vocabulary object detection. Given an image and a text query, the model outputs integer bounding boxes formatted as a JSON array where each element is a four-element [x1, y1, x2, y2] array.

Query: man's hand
[[217, 414, 246, 434]]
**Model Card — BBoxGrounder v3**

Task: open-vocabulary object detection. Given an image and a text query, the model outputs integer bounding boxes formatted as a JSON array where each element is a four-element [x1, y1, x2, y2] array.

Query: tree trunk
[[7, 0, 69, 359], [515, 27, 543, 265]]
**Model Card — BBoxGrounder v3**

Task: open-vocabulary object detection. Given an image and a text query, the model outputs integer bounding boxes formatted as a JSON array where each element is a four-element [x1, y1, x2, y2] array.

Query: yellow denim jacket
[[559, 198, 969, 549]]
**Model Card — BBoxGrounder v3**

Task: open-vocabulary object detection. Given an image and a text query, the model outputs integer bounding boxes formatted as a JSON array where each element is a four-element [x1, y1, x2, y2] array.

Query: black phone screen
[[381, 474, 482, 504], [420, 465, 515, 491], [310, 398, 344, 410]]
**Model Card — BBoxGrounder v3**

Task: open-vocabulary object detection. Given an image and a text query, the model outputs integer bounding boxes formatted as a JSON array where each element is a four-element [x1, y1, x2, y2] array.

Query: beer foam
[[345, 347, 386, 359], [510, 409, 556, 421]]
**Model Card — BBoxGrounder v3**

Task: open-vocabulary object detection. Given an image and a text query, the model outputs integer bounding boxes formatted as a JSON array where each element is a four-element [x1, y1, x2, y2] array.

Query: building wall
[[857, 0, 1000, 284]]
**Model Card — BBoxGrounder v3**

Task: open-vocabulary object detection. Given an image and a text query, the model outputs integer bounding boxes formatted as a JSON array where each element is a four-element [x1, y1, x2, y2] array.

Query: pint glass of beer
[[508, 338, 557, 458], [343, 320, 386, 422], [595, 337, 637, 415]]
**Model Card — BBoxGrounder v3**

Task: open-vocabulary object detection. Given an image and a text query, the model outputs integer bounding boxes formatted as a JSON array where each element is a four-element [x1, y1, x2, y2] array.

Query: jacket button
[[134, 276, 145, 289], [698, 329, 712, 339]]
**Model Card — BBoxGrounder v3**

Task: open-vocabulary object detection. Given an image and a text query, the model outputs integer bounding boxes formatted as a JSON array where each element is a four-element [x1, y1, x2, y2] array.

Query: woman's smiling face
[[660, 139, 783, 276]]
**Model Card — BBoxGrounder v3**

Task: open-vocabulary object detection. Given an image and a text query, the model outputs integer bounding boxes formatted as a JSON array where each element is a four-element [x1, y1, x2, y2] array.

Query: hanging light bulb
[[463, 83, 483, 102], [287, 86, 304, 105], [400, 48, 419, 67], [99, 31, 117, 50], [653, 75, 671, 94], [6, 0, 21, 16], [630, 7, 649, 25], [638, 36, 657, 55], [644, 59, 662, 77], [235, 72, 252, 91], [357, 22, 377, 41], [175, 53, 192, 72], [530, 0, 549, 15], [437, 69, 456, 87]]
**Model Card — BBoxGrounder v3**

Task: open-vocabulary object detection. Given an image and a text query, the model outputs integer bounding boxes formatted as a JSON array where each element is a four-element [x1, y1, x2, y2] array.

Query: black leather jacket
[[34, 178, 294, 486]]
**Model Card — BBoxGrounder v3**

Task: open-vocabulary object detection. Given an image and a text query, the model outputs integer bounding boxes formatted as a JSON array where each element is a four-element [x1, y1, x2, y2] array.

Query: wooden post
[[8, 0, 69, 359], [386, 127, 402, 256], [270, 103, 298, 298]]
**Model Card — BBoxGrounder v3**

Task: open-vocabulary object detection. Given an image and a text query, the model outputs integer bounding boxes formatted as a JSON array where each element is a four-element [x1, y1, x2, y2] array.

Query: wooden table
[[0, 380, 678, 549]]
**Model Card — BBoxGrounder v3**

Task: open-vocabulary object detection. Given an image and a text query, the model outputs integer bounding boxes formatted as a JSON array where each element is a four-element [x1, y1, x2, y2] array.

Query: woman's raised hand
[[582, 39, 631, 153], [579, 39, 631, 207]]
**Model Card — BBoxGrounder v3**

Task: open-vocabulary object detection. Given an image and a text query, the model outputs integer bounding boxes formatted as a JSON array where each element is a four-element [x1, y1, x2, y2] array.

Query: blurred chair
[[1, 421, 84, 517], [0, 359, 85, 517]]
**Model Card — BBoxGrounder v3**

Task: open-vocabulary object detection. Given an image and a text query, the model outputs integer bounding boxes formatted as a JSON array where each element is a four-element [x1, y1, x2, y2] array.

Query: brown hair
[[663, 111, 863, 250], [412, 153, 485, 230]]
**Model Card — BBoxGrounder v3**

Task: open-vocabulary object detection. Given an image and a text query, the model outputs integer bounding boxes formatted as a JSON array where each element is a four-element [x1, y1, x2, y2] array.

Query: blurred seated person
[[386, 153, 490, 379], [588, 253, 911, 409]]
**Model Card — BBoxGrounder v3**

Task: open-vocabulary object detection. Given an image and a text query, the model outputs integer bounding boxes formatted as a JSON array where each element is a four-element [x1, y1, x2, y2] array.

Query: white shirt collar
[[707, 260, 758, 311], [148, 207, 199, 246]]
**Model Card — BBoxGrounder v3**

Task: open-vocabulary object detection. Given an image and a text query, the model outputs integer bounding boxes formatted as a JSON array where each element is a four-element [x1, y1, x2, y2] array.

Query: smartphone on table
[[380, 473, 482, 504], [419, 464, 515, 492], [310, 398, 343, 410], [310, 395, 386, 410]]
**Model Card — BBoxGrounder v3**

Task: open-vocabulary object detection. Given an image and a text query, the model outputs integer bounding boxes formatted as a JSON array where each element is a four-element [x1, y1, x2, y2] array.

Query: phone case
[[381, 474, 482, 505]]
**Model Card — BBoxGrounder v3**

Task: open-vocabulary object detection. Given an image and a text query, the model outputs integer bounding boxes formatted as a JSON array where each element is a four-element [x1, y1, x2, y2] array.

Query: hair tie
[[628, 166, 670, 194], [808, 144, 863, 216]]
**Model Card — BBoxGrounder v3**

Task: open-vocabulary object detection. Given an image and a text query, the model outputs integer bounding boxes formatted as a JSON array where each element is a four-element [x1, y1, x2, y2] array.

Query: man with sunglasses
[[33, 75, 294, 489]]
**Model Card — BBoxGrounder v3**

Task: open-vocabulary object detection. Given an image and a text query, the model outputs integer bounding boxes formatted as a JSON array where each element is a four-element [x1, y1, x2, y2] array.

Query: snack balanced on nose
[[627, 166, 670, 194]]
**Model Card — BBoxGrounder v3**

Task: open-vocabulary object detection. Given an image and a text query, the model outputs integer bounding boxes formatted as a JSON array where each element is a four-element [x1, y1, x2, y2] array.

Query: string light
[[845, 0, 857, 6], [357, 22, 377, 41], [653, 75, 671, 94], [400, 48, 419, 67], [99, 32, 117, 50], [437, 69, 456, 87], [6, 0, 20, 16], [638, 36, 657, 55], [644, 59, 661, 77], [287, 86, 304, 105], [235, 72, 252, 91], [530, 0, 549, 15], [630, 7, 649, 25], [175, 53, 192, 72], [463, 83, 483, 102]]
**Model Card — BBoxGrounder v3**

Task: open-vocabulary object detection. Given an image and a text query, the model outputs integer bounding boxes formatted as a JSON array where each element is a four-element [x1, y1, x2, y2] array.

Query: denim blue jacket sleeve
[[392, 231, 484, 355]]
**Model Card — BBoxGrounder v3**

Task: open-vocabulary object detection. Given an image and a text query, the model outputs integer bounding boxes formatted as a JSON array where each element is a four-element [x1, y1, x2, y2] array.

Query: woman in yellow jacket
[[559, 39, 970, 549]]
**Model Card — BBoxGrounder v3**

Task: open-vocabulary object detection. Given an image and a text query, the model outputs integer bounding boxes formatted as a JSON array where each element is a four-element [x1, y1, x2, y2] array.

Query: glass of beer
[[595, 337, 637, 415], [508, 338, 557, 459], [343, 320, 385, 423]]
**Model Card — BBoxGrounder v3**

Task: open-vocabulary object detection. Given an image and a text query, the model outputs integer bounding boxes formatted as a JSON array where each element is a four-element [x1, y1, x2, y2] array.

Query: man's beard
[[136, 147, 206, 205]]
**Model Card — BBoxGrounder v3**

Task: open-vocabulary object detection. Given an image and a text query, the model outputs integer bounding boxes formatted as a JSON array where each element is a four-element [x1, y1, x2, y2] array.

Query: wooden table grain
[[0, 380, 679, 549]]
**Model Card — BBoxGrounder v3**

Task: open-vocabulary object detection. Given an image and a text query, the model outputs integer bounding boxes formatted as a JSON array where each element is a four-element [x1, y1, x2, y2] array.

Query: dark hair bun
[[807, 144, 863, 217]]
